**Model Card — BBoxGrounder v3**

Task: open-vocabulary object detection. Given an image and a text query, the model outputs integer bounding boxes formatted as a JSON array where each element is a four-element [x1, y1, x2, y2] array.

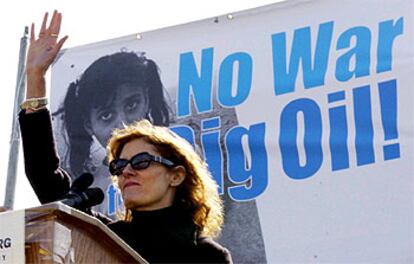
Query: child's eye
[[100, 111, 113, 121], [126, 101, 138, 111]]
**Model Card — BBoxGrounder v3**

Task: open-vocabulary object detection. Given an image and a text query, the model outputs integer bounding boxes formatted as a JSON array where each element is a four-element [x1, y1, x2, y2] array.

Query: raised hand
[[26, 10, 68, 99]]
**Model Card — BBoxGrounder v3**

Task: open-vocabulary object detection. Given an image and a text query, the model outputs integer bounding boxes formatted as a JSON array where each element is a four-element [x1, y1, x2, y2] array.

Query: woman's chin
[[123, 195, 143, 209]]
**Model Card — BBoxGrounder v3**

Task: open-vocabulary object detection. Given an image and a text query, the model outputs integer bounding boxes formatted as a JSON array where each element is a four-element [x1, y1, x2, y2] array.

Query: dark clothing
[[108, 206, 232, 263], [18, 109, 232, 263], [19, 109, 71, 203]]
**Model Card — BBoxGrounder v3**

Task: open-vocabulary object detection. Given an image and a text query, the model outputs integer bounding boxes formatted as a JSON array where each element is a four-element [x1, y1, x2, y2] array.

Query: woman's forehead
[[120, 138, 158, 157]]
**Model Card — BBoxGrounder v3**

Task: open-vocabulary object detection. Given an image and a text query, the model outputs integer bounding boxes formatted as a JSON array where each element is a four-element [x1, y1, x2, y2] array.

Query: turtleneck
[[131, 205, 181, 222], [131, 204, 197, 243], [108, 204, 198, 262]]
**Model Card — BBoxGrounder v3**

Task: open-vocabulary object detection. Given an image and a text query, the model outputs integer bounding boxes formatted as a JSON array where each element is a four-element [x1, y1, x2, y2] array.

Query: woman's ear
[[169, 165, 186, 187]]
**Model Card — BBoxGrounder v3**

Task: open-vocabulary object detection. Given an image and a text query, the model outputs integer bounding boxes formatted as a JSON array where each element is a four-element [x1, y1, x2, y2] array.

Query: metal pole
[[3, 26, 29, 209]]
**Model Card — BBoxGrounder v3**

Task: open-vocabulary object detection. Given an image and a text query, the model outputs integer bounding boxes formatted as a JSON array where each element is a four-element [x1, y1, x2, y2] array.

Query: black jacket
[[108, 206, 231, 263], [19, 109, 232, 263]]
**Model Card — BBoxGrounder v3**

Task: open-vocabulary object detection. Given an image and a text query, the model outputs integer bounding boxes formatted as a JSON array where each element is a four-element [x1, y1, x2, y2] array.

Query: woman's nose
[[121, 163, 135, 178]]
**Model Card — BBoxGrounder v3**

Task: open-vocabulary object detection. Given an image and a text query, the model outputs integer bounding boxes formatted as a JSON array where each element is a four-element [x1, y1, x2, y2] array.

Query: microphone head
[[71, 173, 94, 192], [82, 187, 105, 208], [61, 187, 104, 210]]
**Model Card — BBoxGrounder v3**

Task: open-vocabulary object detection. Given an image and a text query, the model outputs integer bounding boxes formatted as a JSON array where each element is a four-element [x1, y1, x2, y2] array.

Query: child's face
[[86, 83, 149, 147]]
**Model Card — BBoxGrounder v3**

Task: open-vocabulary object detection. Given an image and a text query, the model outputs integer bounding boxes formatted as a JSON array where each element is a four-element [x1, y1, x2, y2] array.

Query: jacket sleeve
[[19, 109, 71, 203]]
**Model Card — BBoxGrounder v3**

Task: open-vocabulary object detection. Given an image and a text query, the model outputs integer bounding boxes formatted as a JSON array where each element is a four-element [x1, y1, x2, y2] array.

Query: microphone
[[60, 187, 105, 210], [70, 172, 94, 193]]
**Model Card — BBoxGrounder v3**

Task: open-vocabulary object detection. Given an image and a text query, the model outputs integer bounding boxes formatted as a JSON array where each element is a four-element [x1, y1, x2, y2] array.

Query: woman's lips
[[123, 181, 140, 191]]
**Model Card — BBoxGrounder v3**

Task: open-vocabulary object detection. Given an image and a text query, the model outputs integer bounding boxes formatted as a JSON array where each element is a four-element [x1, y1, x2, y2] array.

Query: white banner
[[0, 210, 25, 264], [51, 0, 414, 262]]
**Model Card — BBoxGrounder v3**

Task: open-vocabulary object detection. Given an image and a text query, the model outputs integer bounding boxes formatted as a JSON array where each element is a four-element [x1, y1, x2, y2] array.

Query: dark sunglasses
[[109, 152, 176, 176]]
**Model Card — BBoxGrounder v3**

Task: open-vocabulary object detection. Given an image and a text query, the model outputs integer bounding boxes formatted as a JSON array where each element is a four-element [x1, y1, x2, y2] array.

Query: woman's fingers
[[56, 35, 68, 51], [48, 10, 61, 36], [27, 10, 67, 75], [39, 12, 49, 37], [35, 11, 62, 40], [30, 23, 35, 43]]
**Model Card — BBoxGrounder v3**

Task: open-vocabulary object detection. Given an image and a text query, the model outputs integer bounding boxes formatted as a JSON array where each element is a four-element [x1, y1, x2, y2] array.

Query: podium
[[1, 202, 147, 263]]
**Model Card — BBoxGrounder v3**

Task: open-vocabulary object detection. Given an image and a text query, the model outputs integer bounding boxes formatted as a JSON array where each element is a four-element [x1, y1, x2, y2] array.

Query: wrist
[[26, 73, 46, 98], [26, 66, 45, 77], [26, 72, 45, 82]]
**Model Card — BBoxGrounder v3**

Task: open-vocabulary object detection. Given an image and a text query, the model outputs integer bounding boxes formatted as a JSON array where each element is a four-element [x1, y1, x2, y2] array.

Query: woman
[[106, 119, 231, 262], [19, 11, 232, 263]]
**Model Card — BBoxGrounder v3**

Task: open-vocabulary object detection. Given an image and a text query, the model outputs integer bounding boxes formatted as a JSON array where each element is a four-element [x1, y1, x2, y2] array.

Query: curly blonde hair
[[107, 119, 224, 238]]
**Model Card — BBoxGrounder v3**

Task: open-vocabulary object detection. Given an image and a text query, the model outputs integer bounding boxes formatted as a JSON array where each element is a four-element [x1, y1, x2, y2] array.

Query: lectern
[[0, 202, 147, 263]]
